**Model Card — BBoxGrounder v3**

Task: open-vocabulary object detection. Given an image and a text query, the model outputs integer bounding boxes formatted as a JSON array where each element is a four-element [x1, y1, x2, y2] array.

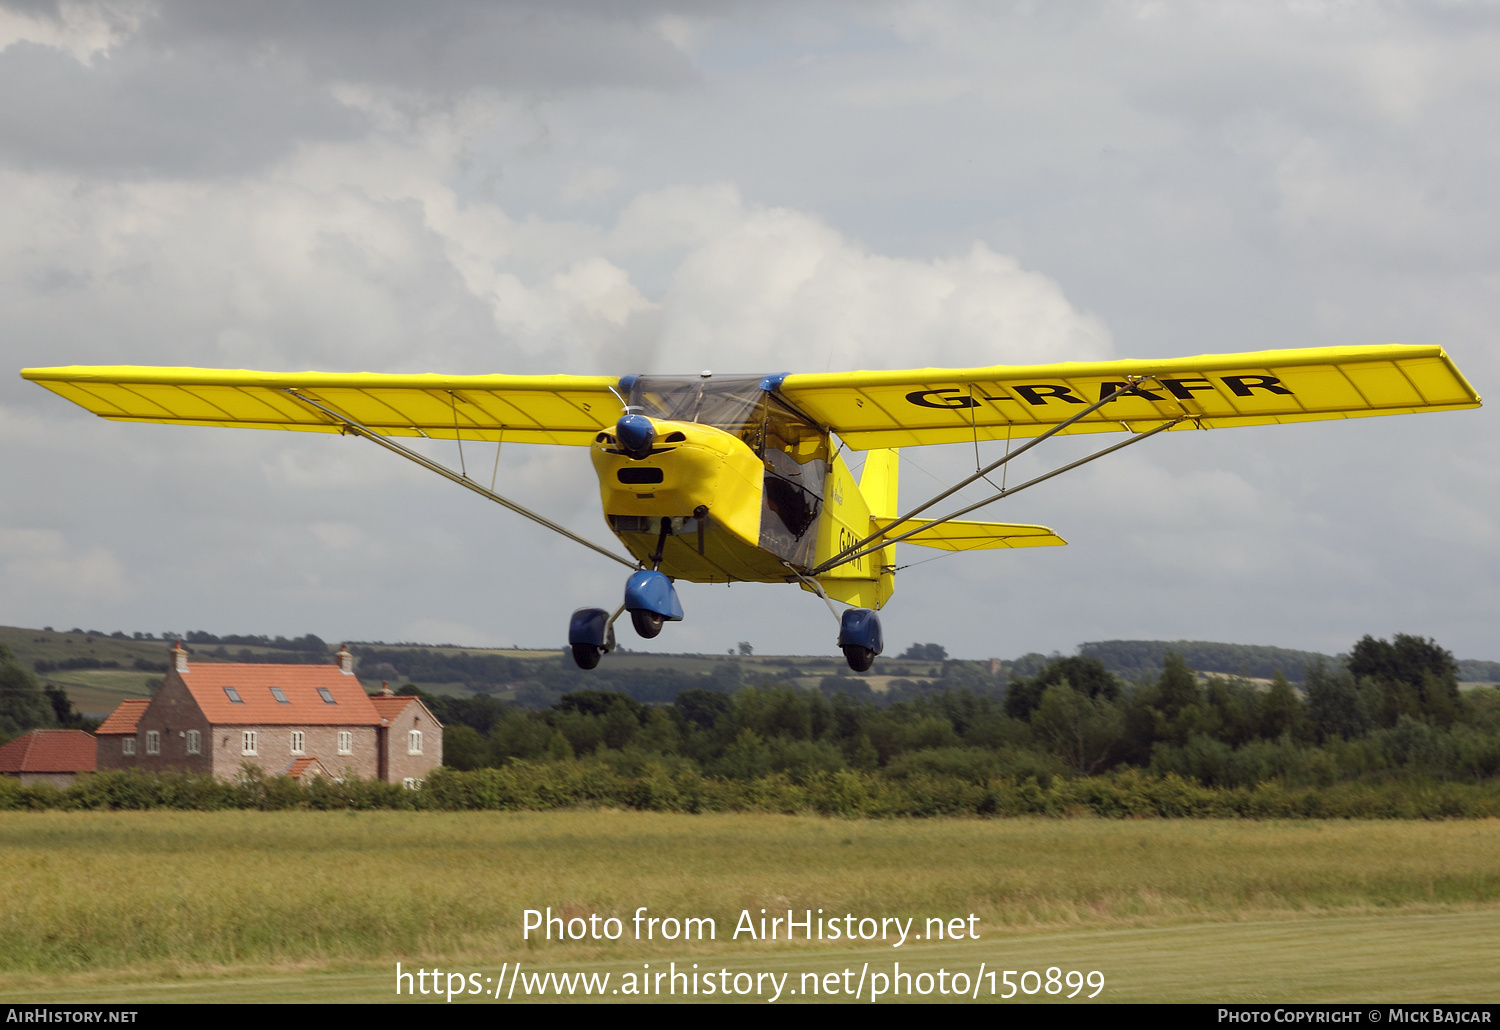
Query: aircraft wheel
[[842, 645, 875, 673], [571, 643, 604, 670], [631, 609, 665, 639]]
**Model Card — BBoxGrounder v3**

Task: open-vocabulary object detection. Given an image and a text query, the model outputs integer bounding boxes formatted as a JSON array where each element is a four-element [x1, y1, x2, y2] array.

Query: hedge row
[[5, 764, 1500, 818]]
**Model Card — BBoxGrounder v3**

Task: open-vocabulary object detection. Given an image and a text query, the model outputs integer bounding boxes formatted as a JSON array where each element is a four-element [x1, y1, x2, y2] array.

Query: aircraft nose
[[615, 413, 655, 460]]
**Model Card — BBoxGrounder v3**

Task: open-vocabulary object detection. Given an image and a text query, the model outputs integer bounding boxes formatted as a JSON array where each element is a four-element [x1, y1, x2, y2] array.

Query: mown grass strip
[[2, 911, 1495, 1003], [1, 811, 1497, 979]]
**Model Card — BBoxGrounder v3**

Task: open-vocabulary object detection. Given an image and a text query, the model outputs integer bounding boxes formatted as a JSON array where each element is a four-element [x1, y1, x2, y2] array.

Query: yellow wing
[[776, 344, 1480, 449], [18, 367, 621, 445], [20, 344, 1480, 450], [871, 518, 1066, 551]]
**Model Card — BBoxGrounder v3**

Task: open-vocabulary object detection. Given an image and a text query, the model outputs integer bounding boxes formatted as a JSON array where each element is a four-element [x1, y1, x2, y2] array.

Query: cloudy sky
[[2, 0, 1496, 662]]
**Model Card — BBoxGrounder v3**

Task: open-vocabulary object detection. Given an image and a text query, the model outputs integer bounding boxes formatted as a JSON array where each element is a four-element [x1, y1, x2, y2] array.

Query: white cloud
[[609, 184, 1111, 373], [0, 0, 144, 65]]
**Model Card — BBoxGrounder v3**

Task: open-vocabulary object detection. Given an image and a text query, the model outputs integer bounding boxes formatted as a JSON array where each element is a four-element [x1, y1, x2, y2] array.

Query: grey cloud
[[0, 40, 364, 175], [145, 1, 704, 93], [0, 0, 711, 176], [0, 1, 61, 15]]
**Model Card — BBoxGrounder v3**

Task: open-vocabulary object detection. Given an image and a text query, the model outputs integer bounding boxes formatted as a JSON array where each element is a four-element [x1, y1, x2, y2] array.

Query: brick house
[[0, 729, 97, 787], [96, 644, 442, 784], [370, 685, 444, 787], [95, 698, 151, 757]]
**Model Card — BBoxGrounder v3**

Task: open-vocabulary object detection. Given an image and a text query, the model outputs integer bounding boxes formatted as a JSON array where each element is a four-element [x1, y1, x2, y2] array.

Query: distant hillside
[[1459, 659, 1500, 684], [1067, 641, 1500, 685], [1074, 640, 1339, 683]]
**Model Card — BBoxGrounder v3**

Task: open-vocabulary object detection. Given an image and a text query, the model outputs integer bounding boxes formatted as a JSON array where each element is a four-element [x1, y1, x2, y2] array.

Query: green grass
[[0, 625, 171, 673], [4, 911, 1492, 1003], [31, 668, 160, 716], [0, 812, 1497, 1002]]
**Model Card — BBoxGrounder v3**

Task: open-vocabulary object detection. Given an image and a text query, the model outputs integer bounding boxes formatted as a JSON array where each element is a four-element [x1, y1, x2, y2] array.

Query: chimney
[[172, 640, 189, 674], [337, 644, 354, 675], [380, 681, 394, 696]]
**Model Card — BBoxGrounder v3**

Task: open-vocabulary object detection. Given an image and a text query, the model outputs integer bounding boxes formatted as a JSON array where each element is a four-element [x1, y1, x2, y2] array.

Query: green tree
[[1157, 652, 1202, 721], [1203, 676, 1261, 747], [0, 645, 55, 740], [1303, 660, 1370, 741], [1349, 634, 1465, 727], [1004, 656, 1118, 720], [714, 729, 772, 779], [545, 729, 574, 761], [442, 725, 489, 770], [1030, 680, 1123, 774], [1258, 671, 1307, 741]]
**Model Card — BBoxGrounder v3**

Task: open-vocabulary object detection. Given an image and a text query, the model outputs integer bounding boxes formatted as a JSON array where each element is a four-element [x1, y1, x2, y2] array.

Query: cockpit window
[[627, 376, 766, 434]]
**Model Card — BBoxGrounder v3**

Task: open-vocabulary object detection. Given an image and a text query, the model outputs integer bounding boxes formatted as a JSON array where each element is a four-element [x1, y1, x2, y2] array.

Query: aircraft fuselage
[[589, 375, 895, 609]]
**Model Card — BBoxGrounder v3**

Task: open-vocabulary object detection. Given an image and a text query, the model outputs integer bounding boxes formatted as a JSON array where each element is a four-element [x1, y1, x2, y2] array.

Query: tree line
[[7, 631, 1498, 801], [417, 633, 1499, 789]]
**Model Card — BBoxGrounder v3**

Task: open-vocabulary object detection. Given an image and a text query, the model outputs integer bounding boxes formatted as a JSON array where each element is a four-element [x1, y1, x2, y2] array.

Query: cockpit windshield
[[626, 375, 831, 568], [627, 376, 766, 434]]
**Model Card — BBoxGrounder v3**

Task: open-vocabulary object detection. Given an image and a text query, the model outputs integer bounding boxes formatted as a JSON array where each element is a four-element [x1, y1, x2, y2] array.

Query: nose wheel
[[631, 609, 665, 639]]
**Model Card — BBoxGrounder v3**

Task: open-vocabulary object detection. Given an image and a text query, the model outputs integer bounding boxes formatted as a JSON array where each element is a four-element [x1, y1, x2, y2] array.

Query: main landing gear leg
[[779, 561, 885, 673]]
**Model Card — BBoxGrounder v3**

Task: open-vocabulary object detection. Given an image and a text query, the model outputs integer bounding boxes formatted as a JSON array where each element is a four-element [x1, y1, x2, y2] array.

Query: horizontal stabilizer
[[871, 517, 1066, 551]]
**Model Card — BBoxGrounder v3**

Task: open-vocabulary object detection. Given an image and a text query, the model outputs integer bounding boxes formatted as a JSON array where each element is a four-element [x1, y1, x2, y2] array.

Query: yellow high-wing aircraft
[[21, 344, 1480, 670]]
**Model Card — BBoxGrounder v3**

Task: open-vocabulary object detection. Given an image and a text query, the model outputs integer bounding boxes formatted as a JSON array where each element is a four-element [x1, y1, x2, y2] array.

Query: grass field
[[0, 811, 1496, 1003]]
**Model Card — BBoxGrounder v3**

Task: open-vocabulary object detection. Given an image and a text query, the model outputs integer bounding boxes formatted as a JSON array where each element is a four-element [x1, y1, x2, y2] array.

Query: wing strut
[[281, 389, 639, 570], [812, 414, 1188, 575], [814, 378, 1159, 574]]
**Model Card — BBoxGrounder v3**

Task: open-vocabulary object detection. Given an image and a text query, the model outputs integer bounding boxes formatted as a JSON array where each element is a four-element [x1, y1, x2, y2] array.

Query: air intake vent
[[617, 467, 664, 485]]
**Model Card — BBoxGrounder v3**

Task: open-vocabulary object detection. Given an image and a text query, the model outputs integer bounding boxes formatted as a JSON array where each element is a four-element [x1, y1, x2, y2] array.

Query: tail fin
[[858, 448, 899, 519]]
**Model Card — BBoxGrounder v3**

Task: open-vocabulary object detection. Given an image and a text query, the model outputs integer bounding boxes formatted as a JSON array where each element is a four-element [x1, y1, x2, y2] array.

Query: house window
[[122, 737, 136, 756], [290, 731, 305, 755], [242, 731, 258, 755], [408, 730, 423, 755], [317, 688, 337, 704], [270, 687, 289, 704], [186, 730, 200, 755], [145, 730, 160, 755], [224, 687, 244, 704], [337, 731, 352, 755], [402, 777, 423, 790]]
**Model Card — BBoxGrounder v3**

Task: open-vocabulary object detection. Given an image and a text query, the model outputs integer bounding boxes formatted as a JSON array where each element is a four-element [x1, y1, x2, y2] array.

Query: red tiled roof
[[370, 694, 443, 728], [369, 695, 414, 723], [96, 698, 151, 735], [285, 757, 327, 779], [0, 730, 97, 773], [180, 663, 381, 726]]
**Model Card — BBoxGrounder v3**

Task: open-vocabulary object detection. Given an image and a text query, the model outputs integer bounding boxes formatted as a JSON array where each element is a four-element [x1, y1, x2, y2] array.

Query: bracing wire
[[449, 391, 467, 479], [282, 389, 637, 570], [490, 427, 504, 493]]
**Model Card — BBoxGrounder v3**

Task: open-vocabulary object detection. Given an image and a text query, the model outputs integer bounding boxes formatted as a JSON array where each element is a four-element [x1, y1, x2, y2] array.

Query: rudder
[[858, 448, 899, 518]]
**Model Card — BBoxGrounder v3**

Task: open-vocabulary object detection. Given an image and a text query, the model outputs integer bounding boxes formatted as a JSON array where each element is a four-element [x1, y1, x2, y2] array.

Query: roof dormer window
[[317, 688, 337, 704], [224, 687, 243, 704], [270, 687, 289, 704]]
